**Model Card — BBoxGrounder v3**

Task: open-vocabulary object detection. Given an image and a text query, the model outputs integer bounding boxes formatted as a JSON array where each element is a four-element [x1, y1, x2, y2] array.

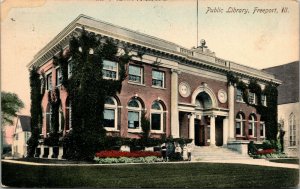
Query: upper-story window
[[236, 88, 244, 102], [260, 122, 265, 138], [103, 60, 118, 79], [56, 67, 62, 86], [68, 62, 73, 78], [152, 70, 165, 88], [248, 92, 256, 104], [261, 94, 267, 106], [46, 73, 52, 91], [129, 65, 143, 84]]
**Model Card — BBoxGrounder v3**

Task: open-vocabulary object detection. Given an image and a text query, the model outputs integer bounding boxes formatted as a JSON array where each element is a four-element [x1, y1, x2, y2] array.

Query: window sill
[[150, 130, 164, 134], [128, 129, 142, 133], [288, 146, 297, 149], [236, 100, 245, 103], [152, 85, 166, 90], [105, 128, 119, 132], [103, 76, 118, 80], [128, 81, 146, 87]]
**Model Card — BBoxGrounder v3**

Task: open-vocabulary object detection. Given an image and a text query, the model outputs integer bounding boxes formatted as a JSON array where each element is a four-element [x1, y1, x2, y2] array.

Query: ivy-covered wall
[[227, 71, 279, 141]]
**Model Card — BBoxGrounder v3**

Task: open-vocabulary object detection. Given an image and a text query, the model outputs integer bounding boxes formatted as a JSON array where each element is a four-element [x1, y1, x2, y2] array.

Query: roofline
[[262, 60, 299, 70], [27, 14, 281, 85]]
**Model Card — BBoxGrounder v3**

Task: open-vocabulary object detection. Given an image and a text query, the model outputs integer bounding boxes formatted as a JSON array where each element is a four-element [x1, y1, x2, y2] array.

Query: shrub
[[94, 156, 162, 164], [95, 150, 162, 158]]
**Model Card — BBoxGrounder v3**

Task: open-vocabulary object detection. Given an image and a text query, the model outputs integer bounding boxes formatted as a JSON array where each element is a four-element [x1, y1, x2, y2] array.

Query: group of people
[[161, 142, 192, 161]]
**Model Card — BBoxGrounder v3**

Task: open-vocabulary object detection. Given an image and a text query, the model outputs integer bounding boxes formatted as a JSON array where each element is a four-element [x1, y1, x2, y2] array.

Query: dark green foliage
[[27, 67, 44, 157], [140, 111, 151, 147], [1, 92, 24, 126], [59, 28, 132, 160], [227, 73, 279, 141], [226, 71, 238, 86]]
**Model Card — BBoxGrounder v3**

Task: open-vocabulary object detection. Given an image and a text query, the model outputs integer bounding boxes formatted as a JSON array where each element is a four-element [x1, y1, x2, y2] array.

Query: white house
[[12, 115, 31, 158]]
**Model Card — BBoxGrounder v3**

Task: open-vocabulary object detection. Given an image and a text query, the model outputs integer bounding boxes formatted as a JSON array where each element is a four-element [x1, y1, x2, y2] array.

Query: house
[[263, 61, 299, 157], [12, 115, 31, 158], [27, 15, 281, 158]]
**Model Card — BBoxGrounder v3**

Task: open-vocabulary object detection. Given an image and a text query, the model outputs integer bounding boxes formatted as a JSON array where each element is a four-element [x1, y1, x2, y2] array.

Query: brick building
[[27, 15, 281, 158]]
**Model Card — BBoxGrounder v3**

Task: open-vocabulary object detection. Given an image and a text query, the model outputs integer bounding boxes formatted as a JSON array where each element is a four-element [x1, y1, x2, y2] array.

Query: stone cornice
[[28, 14, 281, 85]]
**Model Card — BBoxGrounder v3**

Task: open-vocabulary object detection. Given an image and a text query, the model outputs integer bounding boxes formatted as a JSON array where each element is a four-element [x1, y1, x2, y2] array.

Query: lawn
[[2, 161, 299, 188]]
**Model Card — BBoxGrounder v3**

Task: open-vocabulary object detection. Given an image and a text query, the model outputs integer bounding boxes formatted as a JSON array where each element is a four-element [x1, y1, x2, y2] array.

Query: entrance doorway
[[194, 119, 206, 146], [215, 117, 224, 146]]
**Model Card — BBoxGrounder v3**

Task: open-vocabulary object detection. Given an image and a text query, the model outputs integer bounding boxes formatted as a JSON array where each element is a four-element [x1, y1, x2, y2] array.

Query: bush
[[95, 150, 162, 158], [94, 156, 163, 164]]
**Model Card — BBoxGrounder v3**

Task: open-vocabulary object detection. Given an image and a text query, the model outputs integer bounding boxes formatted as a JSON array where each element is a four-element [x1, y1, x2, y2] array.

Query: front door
[[195, 119, 206, 146]]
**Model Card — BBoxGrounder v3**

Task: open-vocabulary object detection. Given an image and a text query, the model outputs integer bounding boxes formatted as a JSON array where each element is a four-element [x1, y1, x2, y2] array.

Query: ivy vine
[[227, 71, 278, 141]]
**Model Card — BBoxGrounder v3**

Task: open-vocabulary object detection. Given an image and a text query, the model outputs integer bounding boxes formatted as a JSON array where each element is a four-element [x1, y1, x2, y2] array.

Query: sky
[[1, 0, 299, 140]]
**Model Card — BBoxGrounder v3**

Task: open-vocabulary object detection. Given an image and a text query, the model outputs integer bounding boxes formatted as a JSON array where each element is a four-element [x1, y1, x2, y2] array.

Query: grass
[[269, 158, 299, 165], [2, 161, 299, 188]]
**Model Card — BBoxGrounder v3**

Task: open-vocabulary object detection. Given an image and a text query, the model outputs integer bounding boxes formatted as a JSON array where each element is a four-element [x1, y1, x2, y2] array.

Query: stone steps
[[191, 146, 252, 161]]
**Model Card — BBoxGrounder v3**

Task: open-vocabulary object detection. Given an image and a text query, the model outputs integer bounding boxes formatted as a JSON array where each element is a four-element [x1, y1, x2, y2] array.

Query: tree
[[1, 91, 24, 126], [1, 91, 24, 153]]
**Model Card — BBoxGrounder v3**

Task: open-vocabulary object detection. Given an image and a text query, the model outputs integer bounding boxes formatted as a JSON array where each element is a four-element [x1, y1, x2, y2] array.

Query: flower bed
[[95, 150, 162, 158], [256, 149, 275, 155]]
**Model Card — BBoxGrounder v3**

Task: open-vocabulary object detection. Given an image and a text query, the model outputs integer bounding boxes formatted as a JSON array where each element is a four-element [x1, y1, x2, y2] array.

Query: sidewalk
[[2, 158, 299, 169]]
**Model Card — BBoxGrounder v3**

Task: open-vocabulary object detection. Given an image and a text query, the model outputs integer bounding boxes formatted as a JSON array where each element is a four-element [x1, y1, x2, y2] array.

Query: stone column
[[171, 69, 180, 138], [189, 113, 195, 144], [48, 146, 53, 159], [58, 146, 64, 159], [228, 84, 235, 140], [223, 117, 229, 146], [210, 115, 216, 146]]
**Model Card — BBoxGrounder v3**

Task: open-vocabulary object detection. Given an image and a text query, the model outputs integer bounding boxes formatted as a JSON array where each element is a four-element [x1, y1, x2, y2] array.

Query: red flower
[[95, 150, 162, 158], [256, 149, 275, 155]]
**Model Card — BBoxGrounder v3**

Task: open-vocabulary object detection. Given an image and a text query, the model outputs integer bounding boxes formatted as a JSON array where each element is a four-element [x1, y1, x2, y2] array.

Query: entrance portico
[[178, 84, 229, 147]]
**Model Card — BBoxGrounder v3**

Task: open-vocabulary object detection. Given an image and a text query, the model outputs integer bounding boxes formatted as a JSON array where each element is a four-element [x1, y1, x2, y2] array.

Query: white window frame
[[127, 99, 142, 132], [46, 73, 52, 91], [248, 92, 256, 105], [58, 105, 64, 132], [150, 101, 164, 133], [152, 70, 165, 88], [235, 113, 245, 137], [289, 113, 296, 146], [236, 88, 244, 102], [248, 115, 257, 137], [104, 97, 118, 131], [261, 94, 267, 106], [128, 65, 143, 84], [260, 122, 266, 138], [56, 67, 62, 87], [46, 104, 52, 134], [102, 60, 118, 80]]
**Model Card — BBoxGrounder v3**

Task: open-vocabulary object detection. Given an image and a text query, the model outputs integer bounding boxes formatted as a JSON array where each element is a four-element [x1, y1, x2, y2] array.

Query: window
[[103, 60, 118, 79], [68, 62, 73, 78], [248, 114, 257, 137], [260, 122, 265, 138], [104, 97, 118, 130], [66, 98, 71, 131], [128, 99, 142, 130], [46, 74, 52, 90], [261, 94, 267, 106], [129, 65, 143, 84], [289, 113, 296, 146], [236, 88, 244, 102], [152, 70, 165, 88], [59, 105, 64, 131], [56, 67, 62, 86], [46, 103, 52, 133], [248, 92, 256, 104], [235, 113, 245, 136], [151, 101, 164, 131]]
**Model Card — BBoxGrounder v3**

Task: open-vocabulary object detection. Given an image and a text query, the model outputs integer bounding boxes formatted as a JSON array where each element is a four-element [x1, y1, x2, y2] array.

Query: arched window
[[289, 113, 296, 146], [128, 98, 142, 130], [46, 103, 52, 134], [260, 121, 265, 138], [151, 101, 164, 132], [65, 98, 71, 131], [104, 97, 118, 130], [235, 113, 245, 136], [59, 105, 64, 132], [248, 114, 257, 137]]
